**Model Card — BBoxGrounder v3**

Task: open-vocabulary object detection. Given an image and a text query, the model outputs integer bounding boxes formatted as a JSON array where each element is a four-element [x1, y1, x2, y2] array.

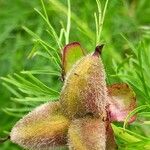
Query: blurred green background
[[0, 0, 150, 149]]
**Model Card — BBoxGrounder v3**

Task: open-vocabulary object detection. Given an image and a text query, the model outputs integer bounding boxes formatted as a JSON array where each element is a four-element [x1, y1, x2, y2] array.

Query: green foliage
[[0, 0, 150, 149], [62, 42, 85, 75]]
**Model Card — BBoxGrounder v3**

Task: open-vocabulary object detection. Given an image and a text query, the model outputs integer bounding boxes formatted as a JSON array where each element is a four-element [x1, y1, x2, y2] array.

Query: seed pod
[[68, 117, 106, 150], [10, 102, 70, 150], [60, 45, 107, 119]]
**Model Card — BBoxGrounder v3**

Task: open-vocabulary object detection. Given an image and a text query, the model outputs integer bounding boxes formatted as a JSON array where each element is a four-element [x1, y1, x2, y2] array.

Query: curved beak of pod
[[93, 44, 104, 57]]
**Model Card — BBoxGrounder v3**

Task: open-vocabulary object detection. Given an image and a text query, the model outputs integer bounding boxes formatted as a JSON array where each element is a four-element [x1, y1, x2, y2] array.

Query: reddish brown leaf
[[105, 122, 117, 150], [107, 83, 136, 122]]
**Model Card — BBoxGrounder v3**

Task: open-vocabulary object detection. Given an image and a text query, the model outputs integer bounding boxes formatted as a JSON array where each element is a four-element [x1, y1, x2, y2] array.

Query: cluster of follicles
[[10, 42, 136, 150]]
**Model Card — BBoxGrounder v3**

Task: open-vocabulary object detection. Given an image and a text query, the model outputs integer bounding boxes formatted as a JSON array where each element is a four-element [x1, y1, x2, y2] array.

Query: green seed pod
[[68, 116, 106, 150], [60, 45, 107, 119], [10, 102, 70, 150]]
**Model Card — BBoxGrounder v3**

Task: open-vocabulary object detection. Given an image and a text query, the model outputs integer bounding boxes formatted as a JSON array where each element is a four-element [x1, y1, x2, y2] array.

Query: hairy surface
[[60, 54, 108, 119], [10, 43, 137, 150], [68, 117, 106, 150], [10, 102, 70, 150]]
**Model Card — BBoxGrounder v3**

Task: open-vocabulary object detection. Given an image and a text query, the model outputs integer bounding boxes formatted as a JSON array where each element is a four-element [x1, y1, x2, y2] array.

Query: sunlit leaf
[[62, 42, 85, 76]]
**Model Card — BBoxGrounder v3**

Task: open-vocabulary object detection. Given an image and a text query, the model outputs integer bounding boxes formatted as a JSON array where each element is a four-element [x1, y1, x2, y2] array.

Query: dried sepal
[[107, 83, 136, 122], [62, 42, 85, 77], [68, 117, 106, 150], [60, 46, 107, 119], [10, 102, 70, 150]]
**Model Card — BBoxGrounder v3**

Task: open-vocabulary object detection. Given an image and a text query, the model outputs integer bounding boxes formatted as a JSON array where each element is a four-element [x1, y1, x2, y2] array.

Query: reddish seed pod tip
[[93, 44, 104, 57]]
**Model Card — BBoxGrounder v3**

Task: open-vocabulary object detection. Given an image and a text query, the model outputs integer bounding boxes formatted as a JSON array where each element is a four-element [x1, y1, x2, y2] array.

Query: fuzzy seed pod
[[68, 117, 106, 150], [10, 102, 70, 150], [9, 42, 137, 150], [60, 46, 107, 119]]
